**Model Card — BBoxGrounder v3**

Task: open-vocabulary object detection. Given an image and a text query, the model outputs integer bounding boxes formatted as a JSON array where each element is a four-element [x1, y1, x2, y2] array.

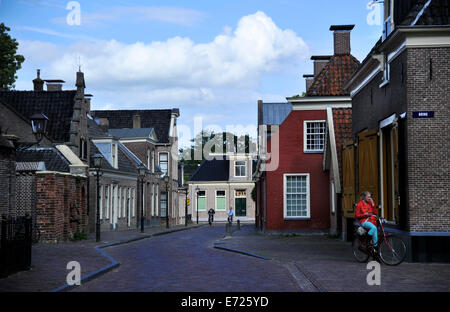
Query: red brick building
[[254, 25, 359, 233]]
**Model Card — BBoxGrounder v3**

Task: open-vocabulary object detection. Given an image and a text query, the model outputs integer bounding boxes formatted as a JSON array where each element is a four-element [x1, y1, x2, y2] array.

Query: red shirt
[[355, 200, 378, 226]]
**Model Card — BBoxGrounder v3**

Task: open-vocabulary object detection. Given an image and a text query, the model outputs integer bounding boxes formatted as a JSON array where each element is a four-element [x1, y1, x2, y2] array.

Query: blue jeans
[[362, 221, 378, 246]]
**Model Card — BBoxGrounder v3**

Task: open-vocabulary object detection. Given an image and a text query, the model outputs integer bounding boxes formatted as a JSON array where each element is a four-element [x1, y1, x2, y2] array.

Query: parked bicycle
[[352, 217, 407, 265]]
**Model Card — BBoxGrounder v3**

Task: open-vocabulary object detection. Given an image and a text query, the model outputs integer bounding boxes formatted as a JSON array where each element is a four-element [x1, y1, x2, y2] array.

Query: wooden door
[[342, 140, 356, 218], [358, 129, 379, 207]]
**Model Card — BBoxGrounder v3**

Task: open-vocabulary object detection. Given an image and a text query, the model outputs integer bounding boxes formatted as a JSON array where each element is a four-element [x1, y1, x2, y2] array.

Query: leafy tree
[[0, 23, 25, 91]]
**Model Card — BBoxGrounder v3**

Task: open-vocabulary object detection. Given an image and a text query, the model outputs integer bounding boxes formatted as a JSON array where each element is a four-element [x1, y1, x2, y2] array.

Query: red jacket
[[355, 200, 378, 226]]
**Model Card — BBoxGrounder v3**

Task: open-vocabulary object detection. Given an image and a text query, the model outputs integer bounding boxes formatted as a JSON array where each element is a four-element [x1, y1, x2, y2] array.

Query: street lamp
[[30, 112, 49, 144], [195, 185, 200, 224], [138, 164, 146, 233], [163, 174, 170, 229], [92, 153, 104, 242]]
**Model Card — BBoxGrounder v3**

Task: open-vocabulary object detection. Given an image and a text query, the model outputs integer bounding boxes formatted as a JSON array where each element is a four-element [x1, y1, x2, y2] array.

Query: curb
[[213, 244, 271, 260], [49, 225, 203, 292]]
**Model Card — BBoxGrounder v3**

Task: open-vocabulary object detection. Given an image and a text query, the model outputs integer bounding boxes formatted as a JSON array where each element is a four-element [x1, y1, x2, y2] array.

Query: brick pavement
[[221, 225, 450, 292], [0, 223, 201, 292], [71, 225, 300, 292]]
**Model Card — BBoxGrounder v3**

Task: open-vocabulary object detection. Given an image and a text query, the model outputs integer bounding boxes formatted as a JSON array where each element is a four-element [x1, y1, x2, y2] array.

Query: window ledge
[[304, 151, 324, 154], [284, 217, 311, 221]]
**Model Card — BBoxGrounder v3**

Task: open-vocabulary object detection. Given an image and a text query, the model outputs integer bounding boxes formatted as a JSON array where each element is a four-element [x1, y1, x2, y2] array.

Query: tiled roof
[[88, 119, 138, 174], [307, 55, 360, 96], [0, 91, 77, 143], [332, 108, 352, 179], [189, 158, 229, 182], [108, 128, 156, 139], [92, 110, 172, 143], [16, 148, 71, 172], [261, 103, 292, 125]]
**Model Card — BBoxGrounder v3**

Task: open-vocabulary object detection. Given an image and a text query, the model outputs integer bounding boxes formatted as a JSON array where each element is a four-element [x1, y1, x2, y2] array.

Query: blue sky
[[1, 0, 383, 148]]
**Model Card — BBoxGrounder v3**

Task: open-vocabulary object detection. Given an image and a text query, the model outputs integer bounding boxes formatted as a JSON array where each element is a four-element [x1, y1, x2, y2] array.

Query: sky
[[0, 0, 383, 148]]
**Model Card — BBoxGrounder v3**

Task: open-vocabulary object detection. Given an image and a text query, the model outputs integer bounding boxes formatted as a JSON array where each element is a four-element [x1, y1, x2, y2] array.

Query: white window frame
[[151, 184, 155, 216], [160, 191, 167, 217], [196, 190, 207, 211], [155, 184, 159, 216], [151, 150, 155, 173], [283, 173, 310, 220], [105, 186, 110, 219], [234, 160, 246, 177], [99, 185, 103, 220], [118, 187, 122, 218], [303, 120, 326, 153], [131, 188, 135, 217], [215, 190, 226, 211], [159, 152, 169, 175]]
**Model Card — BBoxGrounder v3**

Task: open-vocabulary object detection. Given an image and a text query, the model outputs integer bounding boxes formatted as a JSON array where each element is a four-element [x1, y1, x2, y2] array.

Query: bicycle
[[208, 214, 214, 226], [352, 217, 407, 265]]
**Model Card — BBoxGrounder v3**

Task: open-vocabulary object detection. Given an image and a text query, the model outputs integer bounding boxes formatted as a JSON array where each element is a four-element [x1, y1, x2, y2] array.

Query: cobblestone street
[[71, 225, 299, 292]]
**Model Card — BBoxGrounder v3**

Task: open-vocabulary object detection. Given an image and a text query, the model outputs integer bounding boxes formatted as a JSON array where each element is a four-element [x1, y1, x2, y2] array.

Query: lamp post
[[163, 174, 170, 229], [92, 153, 104, 242], [195, 186, 200, 224], [138, 164, 146, 233], [30, 112, 49, 144]]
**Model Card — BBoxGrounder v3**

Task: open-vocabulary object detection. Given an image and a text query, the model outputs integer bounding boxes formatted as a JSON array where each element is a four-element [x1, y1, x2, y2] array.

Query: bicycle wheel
[[352, 237, 370, 263], [379, 235, 407, 266]]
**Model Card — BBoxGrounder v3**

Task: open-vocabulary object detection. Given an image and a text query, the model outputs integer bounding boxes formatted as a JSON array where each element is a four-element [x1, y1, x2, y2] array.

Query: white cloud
[[40, 11, 308, 93]]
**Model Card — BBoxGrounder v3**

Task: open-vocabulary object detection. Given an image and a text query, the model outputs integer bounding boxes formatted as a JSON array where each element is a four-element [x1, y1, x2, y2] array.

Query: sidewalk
[[218, 225, 450, 292], [0, 223, 201, 292]]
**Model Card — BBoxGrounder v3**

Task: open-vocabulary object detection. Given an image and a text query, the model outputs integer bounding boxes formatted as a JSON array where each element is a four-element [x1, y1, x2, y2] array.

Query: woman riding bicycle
[[355, 191, 378, 251]]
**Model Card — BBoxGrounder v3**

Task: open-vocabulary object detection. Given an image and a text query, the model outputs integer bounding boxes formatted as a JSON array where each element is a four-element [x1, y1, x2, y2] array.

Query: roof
[[92, 110, 173, 143], [189, 158, 229, 182], [261, 103, 292, 126], [108, 128, 156, 140], [307, 54, 360, 96], [332, 108, 352, 179], [0, 91, 77, 143], [16, 148, 71, 172]]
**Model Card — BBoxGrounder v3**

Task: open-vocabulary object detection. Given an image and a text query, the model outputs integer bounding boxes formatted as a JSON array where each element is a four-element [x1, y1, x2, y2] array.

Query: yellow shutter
[[342, 140, 356, 218], [358, 129, 379, 208]]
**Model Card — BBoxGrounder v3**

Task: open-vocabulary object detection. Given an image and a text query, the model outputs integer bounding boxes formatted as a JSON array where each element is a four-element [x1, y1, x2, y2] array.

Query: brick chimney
[[303, 74, 315, 92], [310, 56, 332, 77], [330, 25, 354, 55], [33, 69, 44, 91], [133, 114, 141, 128]]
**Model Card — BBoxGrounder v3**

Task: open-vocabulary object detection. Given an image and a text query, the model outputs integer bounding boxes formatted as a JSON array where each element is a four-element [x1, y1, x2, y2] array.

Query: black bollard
[[226, 223, 231, 236], [237, 219, 240, 230]]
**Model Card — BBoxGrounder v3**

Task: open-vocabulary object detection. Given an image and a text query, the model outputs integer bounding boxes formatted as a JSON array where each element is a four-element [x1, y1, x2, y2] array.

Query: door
[[235, 198, 246, 217], [342, 140, 356, 218], [358, 129, 379, 207]]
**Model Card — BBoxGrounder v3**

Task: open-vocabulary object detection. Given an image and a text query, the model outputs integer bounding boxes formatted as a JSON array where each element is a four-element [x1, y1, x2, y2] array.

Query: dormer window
[[383, 0, 393, 41], [235, 161, 246, 177], [93, 139, 118, 169]]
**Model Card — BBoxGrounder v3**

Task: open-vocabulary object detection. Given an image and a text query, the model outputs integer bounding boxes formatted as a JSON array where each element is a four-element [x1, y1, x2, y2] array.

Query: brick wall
[[0, 147, 16, 217], [406, 47, 450, 232], [36, 172, 88, 243]]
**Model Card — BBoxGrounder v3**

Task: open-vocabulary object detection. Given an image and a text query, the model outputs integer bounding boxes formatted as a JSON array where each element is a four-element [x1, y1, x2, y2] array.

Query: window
[[151, 184, 155, 216], [151, 150, 155, 173], [304, 121, 325, 153], [111, 143, 118, 168], [235, 161, 246, 177], [216, 190, 226, 211], [147, 149, 150, 170], [197, 190, 206, 211], [118, 187, 122, 218], [79, 138, 87, 160], [159, 152, 168, 175], [131, 188, 135, 217], [155, 184, 159, 216], [105, 186, 109, 219], [99, 185, 103, 219], [284, 174, 310, 219], [160, 192, 167, 217]]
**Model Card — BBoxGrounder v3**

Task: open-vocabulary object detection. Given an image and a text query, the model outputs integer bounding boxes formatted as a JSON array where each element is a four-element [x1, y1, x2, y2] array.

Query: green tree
[[0, 23, 25, 91]]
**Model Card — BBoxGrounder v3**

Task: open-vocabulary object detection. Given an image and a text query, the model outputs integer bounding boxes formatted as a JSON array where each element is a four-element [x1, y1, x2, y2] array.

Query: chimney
[[303, 74, 315, 92], [133, 114, 141, 128], [330, 25, 354, 55], [75, 71, 86, 94], [310, 56, 332, 77], [98, 118, 109, 132], [44, 80, 65, 91], [33, 69, 44, 91]]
